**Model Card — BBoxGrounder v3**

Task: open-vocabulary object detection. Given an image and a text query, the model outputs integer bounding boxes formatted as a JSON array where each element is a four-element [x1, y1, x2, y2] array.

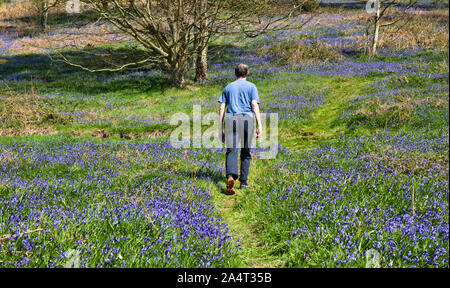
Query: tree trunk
[[40, 0, 49, 30], [370, 1, 381, 55], [194, 0, 208, 82], [171, 71, 185, 87], [165, 59, 187, 88], [195, 43, 208, 82], [371, 19, 380, 55]]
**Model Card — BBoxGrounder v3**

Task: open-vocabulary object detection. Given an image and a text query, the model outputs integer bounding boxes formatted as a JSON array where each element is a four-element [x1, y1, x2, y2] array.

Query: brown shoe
[[226, 178, 235, 195]]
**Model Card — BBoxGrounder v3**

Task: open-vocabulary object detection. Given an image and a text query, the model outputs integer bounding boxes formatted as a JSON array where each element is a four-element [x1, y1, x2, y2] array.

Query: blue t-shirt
[[218, 80, 259, 114]]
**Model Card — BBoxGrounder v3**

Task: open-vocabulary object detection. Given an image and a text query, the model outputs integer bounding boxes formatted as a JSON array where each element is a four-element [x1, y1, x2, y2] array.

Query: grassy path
[[283, 77, 371, 150], [214, 185, 288, 267], [213, 76, 370, 267]]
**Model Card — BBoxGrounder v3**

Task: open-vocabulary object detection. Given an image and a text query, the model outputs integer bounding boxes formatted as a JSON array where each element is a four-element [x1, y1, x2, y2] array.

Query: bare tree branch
[[51, 0, 312, 86]]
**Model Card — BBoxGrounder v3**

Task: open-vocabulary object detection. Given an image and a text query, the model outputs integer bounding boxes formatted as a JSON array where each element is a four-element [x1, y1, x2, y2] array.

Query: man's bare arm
[[251, 100, 262, 138], [219, 102, 226, 141]]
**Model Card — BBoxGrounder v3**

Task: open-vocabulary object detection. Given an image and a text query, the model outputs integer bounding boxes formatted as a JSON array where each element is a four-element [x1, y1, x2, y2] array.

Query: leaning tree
[[365, 0, 417, 55], [57, 0, 311, 87]]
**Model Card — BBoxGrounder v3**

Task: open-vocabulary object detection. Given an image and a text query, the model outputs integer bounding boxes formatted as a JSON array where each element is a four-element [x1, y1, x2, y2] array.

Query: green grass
[[281, 76, 373, 150], [2, 57, 448, 267]]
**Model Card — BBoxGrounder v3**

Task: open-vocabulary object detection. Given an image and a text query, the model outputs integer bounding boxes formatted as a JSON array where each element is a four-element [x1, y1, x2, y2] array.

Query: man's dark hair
[[235, 63, 249, 78]]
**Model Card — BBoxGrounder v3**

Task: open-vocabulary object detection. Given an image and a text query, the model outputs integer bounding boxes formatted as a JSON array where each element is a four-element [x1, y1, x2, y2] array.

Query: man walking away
[[218, 63, 262, 195]]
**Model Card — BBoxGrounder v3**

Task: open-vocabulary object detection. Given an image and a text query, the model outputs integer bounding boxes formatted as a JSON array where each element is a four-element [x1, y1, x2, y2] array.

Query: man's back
[[218, 79, 259, 115], [218, 63, 262, 195]]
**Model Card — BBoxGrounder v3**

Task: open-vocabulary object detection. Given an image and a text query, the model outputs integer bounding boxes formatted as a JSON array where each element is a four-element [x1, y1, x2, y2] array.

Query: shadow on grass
[[1, 41, 243, 96], [178, 166, 224, 184], [2, 8, 100, 32], [0, 45, 172, 95], [207, 42, 245, 66], [47, 10, 101, 27]]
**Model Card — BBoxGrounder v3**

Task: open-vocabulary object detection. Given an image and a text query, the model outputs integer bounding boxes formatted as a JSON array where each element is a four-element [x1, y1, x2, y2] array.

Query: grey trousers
[[225, 114, 255, 182]]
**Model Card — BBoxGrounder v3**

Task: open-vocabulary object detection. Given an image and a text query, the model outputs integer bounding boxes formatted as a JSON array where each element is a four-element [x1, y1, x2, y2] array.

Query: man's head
[[235, 63, 249, 79]]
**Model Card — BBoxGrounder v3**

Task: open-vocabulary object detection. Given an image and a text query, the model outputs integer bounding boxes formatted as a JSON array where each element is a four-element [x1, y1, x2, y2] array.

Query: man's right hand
[[251, 100, 262, 140]]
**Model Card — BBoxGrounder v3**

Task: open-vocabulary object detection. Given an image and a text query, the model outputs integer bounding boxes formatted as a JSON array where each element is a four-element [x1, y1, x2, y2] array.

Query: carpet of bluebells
[[259, 128, 448, 267], [0, 137, 240, 267], [1, 2, 449, 267]]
